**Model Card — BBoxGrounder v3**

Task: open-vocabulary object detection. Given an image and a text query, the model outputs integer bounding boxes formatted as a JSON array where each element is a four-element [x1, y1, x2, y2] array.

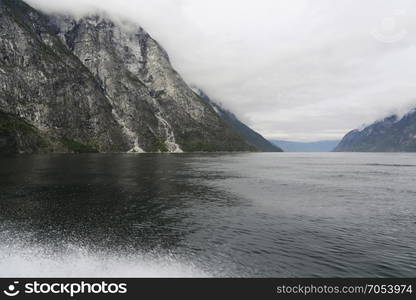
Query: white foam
[[0, 243, 208, 278]]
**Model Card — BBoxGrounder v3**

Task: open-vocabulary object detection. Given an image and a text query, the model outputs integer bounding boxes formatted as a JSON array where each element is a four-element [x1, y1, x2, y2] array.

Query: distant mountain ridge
[[335, 109, 416, 152], [193, 89, 283, 152], [0, 0, 262, 153], [272, 140, 340, 152]]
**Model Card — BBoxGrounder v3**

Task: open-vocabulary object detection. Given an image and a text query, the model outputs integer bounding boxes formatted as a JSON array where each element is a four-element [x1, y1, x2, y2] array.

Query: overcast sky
[[27, 0, 416, 141]]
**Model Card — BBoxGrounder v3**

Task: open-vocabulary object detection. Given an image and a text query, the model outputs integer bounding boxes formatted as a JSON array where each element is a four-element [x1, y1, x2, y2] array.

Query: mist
[[26, 0, 416, 141]]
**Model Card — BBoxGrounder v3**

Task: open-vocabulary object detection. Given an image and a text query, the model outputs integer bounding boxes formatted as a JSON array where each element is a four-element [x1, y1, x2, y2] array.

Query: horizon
[[1, 0, 416, 287], [25, 0, 416, 142]]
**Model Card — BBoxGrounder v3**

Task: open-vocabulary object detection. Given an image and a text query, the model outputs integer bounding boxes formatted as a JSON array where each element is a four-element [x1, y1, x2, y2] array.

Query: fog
[[26, 0, 416, 141]]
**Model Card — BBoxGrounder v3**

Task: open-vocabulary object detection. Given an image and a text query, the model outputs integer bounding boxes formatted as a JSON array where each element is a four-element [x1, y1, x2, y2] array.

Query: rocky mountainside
[[0, 111, 49, 154], [335, 109, 416, 152], [194, 89, 282, 152], [0, 0, 258, 153]]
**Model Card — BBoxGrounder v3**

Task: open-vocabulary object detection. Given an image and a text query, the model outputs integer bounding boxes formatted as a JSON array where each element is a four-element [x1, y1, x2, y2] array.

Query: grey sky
[[27, 0, 416, 141]]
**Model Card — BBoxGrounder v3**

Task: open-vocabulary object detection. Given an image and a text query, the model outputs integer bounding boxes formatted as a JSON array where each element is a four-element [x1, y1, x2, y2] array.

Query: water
[[0, 153, 415, 277]]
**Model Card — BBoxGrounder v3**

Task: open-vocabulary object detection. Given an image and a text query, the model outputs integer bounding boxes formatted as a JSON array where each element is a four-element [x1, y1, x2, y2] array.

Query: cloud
[[26, 0, 416, 141]]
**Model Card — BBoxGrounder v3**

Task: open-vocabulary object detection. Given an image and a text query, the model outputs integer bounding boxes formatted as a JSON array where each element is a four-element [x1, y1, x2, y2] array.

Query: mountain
[[272, 140, 340, 152], [194, 89, 282, 152], [334, 109, 416, 152], [0, 111, 50, 154], [0, 0, 257, 153]]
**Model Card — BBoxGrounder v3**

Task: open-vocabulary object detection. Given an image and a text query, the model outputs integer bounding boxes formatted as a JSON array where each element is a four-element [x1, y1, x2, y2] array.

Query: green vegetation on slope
[[0, 111, 49, 154]]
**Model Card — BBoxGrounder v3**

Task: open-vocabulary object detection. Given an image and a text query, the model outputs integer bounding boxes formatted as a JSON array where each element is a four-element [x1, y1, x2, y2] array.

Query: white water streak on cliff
[[110, 108, 145, 153], [155, 112, 183, 153]]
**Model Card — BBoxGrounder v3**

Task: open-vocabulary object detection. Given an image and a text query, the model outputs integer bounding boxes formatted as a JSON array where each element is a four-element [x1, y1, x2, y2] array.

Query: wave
[[0, 240, 209, 278]]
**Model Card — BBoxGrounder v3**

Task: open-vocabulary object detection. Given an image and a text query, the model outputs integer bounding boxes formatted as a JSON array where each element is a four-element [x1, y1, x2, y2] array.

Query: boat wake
[[0, 235, 209, 278]]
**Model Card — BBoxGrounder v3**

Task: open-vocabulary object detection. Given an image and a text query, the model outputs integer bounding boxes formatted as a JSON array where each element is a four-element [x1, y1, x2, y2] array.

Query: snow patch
[[212, 104, 220, 115]]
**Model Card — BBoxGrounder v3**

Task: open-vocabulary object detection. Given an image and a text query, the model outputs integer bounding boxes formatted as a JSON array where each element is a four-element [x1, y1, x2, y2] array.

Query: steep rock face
[[0, 0, 254, 153], [335, 110, 416, 152], [48, 13, 253, 152], [49, 15, 175, 152], [0, 111, 49, 154], [0, 0, 129, 153], [194, 89, 282, 152]]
